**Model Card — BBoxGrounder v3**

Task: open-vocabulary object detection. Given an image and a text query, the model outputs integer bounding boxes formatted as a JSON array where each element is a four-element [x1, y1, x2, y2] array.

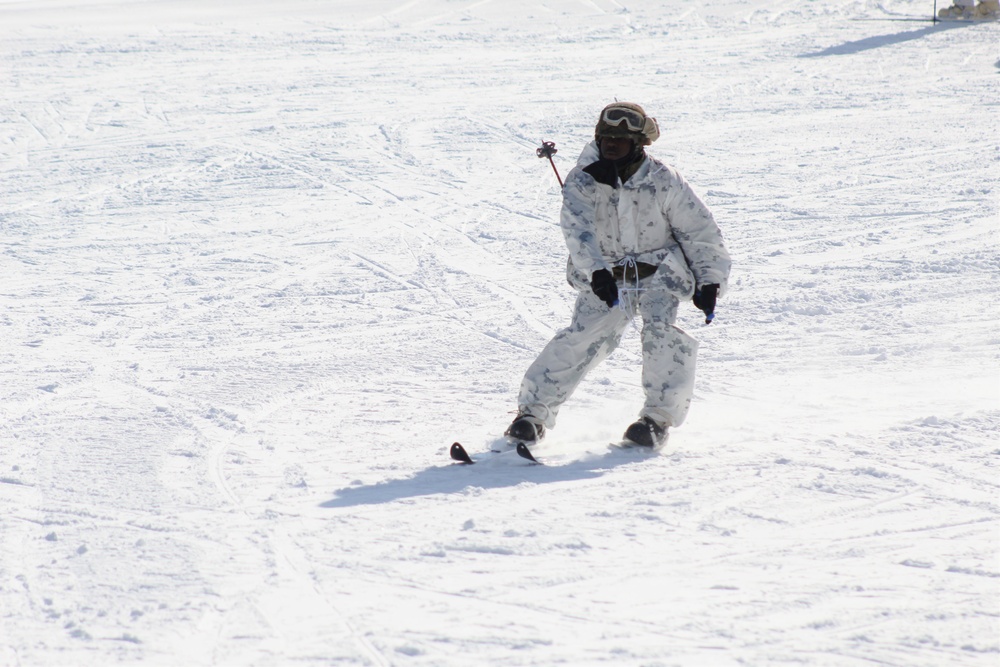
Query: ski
[[449, 442, 475, 464], [609, 441, 657, 454], [934, 15, 999, 21], [448, 440, 544, 465], [515, 442, 542, 465], [449, 440, 537, 466], [449, 439, 661, 467]]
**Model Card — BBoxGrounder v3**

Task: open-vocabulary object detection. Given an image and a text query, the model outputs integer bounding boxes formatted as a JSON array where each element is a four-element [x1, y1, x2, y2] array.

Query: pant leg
[[637, 288, 699, 428], [517, 289, 628, 429]]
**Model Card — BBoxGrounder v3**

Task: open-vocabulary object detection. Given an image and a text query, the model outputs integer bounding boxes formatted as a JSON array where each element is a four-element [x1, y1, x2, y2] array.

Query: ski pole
[[536, 141, 563, 187]]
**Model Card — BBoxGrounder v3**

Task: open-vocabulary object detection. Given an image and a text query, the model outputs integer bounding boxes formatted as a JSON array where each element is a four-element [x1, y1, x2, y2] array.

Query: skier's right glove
[[590, 269, 619, 308], [693, 283, 719, 324]]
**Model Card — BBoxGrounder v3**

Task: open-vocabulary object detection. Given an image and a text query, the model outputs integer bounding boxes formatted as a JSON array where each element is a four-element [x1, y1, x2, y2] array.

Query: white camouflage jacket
[[561, 141, 731, 300]]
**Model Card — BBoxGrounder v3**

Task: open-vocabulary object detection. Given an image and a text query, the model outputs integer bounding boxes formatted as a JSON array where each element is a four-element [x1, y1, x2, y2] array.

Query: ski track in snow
[[1, 0, 997, 665]]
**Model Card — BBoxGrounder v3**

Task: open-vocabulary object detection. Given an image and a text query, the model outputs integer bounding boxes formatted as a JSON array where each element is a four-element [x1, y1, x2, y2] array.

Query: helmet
[[594, 102, 660, 146]]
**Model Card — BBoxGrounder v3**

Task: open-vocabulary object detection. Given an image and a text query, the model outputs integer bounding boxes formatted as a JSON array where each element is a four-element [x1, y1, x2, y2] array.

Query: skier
[[506, 102, 731, 449], [937, 0, 999, 18]]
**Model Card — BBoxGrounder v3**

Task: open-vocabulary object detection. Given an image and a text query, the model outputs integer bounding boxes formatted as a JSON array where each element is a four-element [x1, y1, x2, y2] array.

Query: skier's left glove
[[693, 284, 719, 324]]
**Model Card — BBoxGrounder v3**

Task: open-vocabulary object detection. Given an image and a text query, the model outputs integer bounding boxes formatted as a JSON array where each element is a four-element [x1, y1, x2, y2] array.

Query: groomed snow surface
[[2, 0, 998, 665]]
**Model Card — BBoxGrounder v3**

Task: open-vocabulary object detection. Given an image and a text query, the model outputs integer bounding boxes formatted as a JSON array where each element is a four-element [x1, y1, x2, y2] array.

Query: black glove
[[590, 269, 619, 308], [693, 284, 719, 323]]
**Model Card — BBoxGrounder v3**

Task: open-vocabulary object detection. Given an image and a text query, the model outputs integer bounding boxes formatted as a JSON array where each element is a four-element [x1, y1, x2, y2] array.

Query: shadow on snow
[[800, 21, 969, 57], [320, 449, 653, 508]]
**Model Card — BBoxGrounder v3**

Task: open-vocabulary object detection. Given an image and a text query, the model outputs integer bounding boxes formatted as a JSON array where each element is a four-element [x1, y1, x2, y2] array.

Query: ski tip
[[450, 442, 474, 464], [514, 442, 541, 464]]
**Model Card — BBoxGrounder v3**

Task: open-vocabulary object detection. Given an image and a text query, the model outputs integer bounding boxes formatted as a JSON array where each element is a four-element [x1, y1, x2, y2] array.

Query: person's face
[[599, 136, 633, 161]]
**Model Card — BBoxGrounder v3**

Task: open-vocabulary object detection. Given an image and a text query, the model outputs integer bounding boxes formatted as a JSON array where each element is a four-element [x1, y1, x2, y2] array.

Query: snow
[[1, 0, 997, 664]]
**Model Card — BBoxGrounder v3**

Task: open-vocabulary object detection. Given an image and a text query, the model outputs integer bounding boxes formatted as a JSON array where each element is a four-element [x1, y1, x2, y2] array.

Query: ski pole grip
[[537, 141, 563, 187]]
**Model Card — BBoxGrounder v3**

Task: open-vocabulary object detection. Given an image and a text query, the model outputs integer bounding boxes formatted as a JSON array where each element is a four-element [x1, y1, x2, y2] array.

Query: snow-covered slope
[[1, 0, 997, 664]]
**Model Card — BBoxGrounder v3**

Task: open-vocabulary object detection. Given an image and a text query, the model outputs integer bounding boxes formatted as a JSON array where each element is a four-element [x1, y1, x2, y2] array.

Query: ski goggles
[[601, 106, 647, 132]]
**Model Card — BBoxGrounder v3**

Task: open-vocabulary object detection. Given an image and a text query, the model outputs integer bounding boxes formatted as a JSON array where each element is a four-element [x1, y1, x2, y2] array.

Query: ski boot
[[504, 414, 545, 444], [622, 416, 668, 449]]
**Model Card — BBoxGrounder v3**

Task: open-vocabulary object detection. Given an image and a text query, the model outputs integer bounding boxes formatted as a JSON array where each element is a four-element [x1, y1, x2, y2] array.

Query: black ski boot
[[505, 415, 545, 443], [623, 417, 668, 448]]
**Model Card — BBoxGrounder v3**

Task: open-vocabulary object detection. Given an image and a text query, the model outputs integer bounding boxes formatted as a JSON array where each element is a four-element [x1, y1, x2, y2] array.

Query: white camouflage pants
[[516, 285, 698, 430]]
